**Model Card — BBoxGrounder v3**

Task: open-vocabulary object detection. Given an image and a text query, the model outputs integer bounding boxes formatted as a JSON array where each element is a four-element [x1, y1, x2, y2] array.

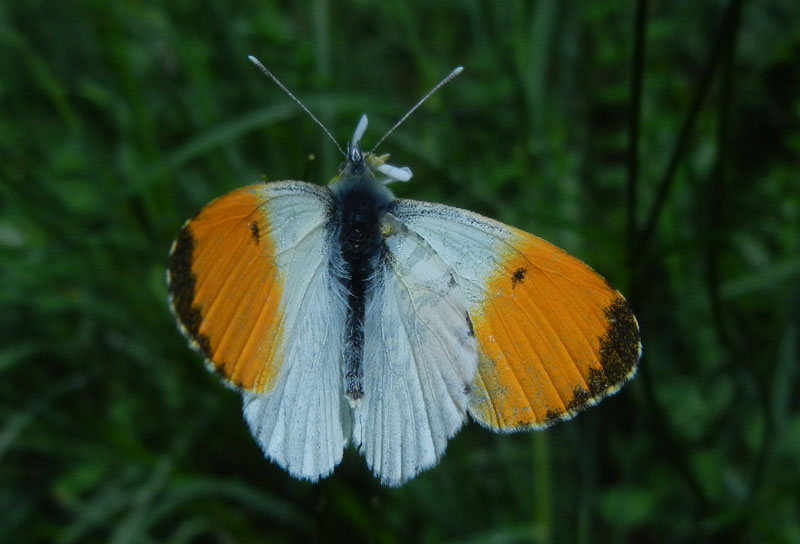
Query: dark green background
[[2, 1, 799, 542]]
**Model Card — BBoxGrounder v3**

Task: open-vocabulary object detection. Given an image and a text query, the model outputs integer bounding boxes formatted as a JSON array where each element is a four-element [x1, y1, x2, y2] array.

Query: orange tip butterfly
[[167, 56, 641, 486]]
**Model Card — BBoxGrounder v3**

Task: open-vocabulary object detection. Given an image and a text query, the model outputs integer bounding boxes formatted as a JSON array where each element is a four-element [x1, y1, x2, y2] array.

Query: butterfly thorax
[[330, 149, 395, 401], [332, 153, 394, 258]]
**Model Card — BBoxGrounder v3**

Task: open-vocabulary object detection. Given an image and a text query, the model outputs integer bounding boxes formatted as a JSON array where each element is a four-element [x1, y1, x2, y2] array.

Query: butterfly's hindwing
[[353, 214, 478, 486]]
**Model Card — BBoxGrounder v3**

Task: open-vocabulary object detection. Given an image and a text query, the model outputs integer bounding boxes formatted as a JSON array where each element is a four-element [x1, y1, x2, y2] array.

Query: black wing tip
[[167, 225, 213, 361], [598, 294, 642, 383], [469, 293, 641, 432]]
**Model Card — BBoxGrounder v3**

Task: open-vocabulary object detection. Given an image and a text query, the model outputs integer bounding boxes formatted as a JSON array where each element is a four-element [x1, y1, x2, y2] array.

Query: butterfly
[[167, 58, 641, 486]]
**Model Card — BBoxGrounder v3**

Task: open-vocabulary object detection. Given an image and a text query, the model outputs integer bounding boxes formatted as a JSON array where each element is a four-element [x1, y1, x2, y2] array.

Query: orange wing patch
[[469, 229, 640, 430], [168, 186, 283, 393]]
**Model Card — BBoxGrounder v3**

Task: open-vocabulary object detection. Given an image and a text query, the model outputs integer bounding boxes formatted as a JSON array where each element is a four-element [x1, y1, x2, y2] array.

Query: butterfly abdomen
[[331, 171, 395, 401]]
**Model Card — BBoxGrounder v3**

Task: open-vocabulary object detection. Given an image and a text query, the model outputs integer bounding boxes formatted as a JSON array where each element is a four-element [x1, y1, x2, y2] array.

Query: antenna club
[[368, 64, 464, 154], [248, 54, 346, 158]]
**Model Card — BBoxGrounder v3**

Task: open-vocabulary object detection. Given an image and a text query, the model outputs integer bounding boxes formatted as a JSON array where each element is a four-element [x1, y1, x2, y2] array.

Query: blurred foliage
[[1, 0, 799, 542]]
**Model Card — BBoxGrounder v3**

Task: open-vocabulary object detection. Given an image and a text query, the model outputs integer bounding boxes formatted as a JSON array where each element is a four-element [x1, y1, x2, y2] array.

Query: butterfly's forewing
[[168, 181, 351, 480], [353, 214, 478, 486], [391, 200, 641, 430]]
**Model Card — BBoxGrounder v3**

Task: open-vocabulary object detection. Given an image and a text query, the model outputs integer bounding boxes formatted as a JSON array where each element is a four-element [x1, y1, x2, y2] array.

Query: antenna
[[369, 66, 464, 154], [248, 55, 345, 157]]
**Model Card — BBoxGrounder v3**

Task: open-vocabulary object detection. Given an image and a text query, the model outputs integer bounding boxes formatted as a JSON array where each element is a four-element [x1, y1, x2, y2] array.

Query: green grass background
[[2, 1, 799, 542]]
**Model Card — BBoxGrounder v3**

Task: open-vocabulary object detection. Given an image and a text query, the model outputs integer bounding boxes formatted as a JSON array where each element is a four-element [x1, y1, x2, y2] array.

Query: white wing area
[[389, 199, 512, 310], [353, 214, 478, 486], [241, 182, 351, 482]]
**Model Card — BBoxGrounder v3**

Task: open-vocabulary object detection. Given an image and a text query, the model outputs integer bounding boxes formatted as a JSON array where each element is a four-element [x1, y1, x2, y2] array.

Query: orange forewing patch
[[469, 229, 639, 430], [168, 187, 283, 393]]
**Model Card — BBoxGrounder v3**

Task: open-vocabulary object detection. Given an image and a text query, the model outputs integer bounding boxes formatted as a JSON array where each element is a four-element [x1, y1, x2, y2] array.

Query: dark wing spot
[[211, 360, 231, 380], [511, 267, 527, 288], [346, 386, 364, 401], [567, 385, 592, 412], [250, 221, 260, 243], [598, 296, 641, 384], [463, 383, 472, 396], [465, 312, 475, 338], [195, 335, 213, 360], [544, 408, 563, 425], [168, 225, 212, 359], [587, 367, 610, 396]]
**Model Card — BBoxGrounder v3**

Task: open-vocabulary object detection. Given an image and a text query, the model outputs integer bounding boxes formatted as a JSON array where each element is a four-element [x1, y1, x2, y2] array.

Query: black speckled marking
[[250, 220, 260, 243], [598, 296, 640, 384], [567, 384, 592, 412], [587, 367, 610, 396], [544, 408, 563, 424], [511, 267, 527, 288], [560, 297, 639, 413], [196, 336, 212, 359], [168, 226, 212, 359], [211, 361, 230, 380]]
